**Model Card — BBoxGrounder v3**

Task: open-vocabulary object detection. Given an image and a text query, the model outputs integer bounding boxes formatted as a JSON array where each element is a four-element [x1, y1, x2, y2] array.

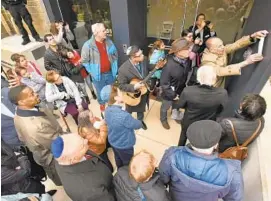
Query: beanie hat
[[8, 85, 27, 105], [100, 85, 112, 103], [51, 134, 87, 160], [187, 120, 222, 149]]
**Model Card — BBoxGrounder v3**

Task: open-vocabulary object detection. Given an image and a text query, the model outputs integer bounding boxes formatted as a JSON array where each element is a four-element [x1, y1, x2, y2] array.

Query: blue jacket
[[105, 105, 142, 149], [1, 87, 22, 149], [81, 36, 118, 82], [159, 146, 244, 201]]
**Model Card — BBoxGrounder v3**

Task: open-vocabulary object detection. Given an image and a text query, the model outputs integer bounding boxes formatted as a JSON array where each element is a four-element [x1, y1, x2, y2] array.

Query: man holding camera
[[2, 0, 43, 45]]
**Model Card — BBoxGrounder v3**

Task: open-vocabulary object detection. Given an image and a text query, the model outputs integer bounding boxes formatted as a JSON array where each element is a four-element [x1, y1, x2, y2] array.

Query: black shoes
[[141, 121, 147, 130], [35, 38, 43, 42], [22, 40, 31, 45], [161, 120, 170, 130]]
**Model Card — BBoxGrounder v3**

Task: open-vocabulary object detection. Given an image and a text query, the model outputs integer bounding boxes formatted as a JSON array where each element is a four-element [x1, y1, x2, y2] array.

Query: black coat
[[55, 157, 115, 201], [1, 140, 45, 195], [160, 56, 191, 101], [113, 166, 171, 201], [44, 47, 84, 83], [118, 58, 155, 113], [176, 85, 228, 132], [188, 25, 212, 53], [218, 112, 265, 153]]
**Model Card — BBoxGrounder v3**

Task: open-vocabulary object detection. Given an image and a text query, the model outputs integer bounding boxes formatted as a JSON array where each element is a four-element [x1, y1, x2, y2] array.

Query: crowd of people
[[1, 8, 269, 201]]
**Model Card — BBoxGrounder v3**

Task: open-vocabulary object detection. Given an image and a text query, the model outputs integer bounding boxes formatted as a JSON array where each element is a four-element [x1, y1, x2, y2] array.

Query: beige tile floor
[[45, 83, 270, 201]]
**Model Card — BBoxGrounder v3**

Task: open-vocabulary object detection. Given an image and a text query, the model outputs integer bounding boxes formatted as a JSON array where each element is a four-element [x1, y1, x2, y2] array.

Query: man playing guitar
[[118, 46, 166, 130]]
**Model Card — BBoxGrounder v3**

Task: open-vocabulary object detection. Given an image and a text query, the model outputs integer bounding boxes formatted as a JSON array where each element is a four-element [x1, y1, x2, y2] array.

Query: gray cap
[[187, 120, 222, 149]]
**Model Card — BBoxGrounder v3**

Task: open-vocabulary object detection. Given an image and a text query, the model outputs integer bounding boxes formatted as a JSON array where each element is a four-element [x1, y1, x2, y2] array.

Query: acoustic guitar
[[123, 59, 166, 106]]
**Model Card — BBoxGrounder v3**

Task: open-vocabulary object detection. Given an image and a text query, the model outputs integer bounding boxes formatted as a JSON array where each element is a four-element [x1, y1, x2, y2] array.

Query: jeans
[[84, 76, 94, 92], [112, 147, 134, 168], [128, 111, 144, 121], [64, 100, 88, 124], [160, 99, 178, 122], [92, 72, 114, 105]]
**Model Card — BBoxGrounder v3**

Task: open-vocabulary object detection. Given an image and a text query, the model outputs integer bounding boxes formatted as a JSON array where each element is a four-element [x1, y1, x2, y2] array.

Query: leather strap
[[242, 120, 261, 147], [226, 119, 240, 146], [226, 119, 262, 147]]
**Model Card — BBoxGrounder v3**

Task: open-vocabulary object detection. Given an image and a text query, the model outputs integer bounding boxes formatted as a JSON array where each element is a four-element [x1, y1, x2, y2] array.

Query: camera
[[205, 20, 211, 26]]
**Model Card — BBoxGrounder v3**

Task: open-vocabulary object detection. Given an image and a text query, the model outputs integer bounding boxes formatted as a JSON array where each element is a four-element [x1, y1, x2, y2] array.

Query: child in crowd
[[78, 110, 113, 172], [113, 150, 171, 201], [148, 39, 166, 93], [15, 67, 49, 109], [101, 85, 143, 168], [45, 70, 88, 124], [60, 48, 97, 100]]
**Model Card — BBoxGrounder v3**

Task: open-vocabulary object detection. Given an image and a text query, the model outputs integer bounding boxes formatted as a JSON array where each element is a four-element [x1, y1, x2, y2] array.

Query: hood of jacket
[[167, 146, 240, 193]]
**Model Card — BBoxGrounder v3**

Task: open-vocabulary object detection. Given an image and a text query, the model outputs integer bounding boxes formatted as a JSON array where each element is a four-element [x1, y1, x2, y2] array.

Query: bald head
[[206, 37, 225, 55]]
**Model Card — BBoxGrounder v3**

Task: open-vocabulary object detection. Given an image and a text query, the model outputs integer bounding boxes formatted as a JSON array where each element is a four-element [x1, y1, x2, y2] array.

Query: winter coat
[[160, 55, 191, 101], [81, 36, 118, 82], [175, 85, 228, 132], [1, 140, 44, 196], [1, 193, 52, 201], [45, 76, 82, 113], [113, 166, 171, 201], [21, 72, 46, 101], [44, 46, 84, 83], [159, 146, 244, 201], [105, 105, 142, 149], [55, 154, 115, 201], [14, 108, 63, 168], [218, 112, 265, 153], [188, 25, 212, 53], [150, 49, 165, 79], [201, 36, 254, 88], [118, 58, 155, 113], [1, 86, 22, 149]]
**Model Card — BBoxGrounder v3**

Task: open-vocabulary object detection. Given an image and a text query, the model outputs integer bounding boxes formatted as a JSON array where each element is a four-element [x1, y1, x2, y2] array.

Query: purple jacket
[[159, 146, 244, 201]]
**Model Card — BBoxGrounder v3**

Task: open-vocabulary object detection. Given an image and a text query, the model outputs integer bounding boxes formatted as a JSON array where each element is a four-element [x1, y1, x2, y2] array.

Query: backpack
[[219, 119, 261, 161]]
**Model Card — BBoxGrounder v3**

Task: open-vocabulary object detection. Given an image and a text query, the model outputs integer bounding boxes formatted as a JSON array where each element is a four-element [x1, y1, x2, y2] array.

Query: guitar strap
[[129, 59, 143, 79]]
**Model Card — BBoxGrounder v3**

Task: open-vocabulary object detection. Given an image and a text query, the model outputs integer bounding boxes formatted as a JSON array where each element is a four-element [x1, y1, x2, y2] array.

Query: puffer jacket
[[1, 140, 44, 196], [113, 166, 171, 201], [218, 111, 265, 153], [81, 36, 118, 82], [159, 146, 244, 201]]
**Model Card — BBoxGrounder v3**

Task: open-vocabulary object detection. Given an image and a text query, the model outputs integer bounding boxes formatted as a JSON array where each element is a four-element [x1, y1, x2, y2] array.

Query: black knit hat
[[187, 120, 222, 149], [8, 85, 27, 105]]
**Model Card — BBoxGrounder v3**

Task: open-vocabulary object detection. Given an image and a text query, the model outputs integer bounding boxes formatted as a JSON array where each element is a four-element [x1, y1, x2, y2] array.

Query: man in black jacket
[[176, 66, 228, 146], [1, 140, 45, 195], [2, 0, 43, 45], [160, 38, 191, 129]]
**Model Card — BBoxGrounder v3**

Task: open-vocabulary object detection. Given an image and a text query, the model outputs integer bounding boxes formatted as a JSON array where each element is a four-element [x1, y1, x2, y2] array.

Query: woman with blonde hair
[[113, 150, 171, 201]]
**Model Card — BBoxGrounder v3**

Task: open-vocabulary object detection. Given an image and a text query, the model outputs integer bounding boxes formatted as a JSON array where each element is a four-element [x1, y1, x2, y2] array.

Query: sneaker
[[91, 90, 97, 100], [141, 121, 148, 130], [100, 104, 105, 112], [35, 38, 43, 42], [171, 109, 184, 120], [22, 40, 31, 45], [161, 120, 170, 130], [47, 189, 57, 196]]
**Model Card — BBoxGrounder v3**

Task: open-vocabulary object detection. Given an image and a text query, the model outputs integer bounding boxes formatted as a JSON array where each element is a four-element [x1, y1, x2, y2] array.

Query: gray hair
[[197, 65, 217, 86], [91, 23, 105, 36]]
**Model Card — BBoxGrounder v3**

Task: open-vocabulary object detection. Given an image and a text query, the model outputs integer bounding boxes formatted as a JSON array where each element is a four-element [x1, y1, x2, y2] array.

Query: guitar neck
[[141, 67, 158, 84]]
